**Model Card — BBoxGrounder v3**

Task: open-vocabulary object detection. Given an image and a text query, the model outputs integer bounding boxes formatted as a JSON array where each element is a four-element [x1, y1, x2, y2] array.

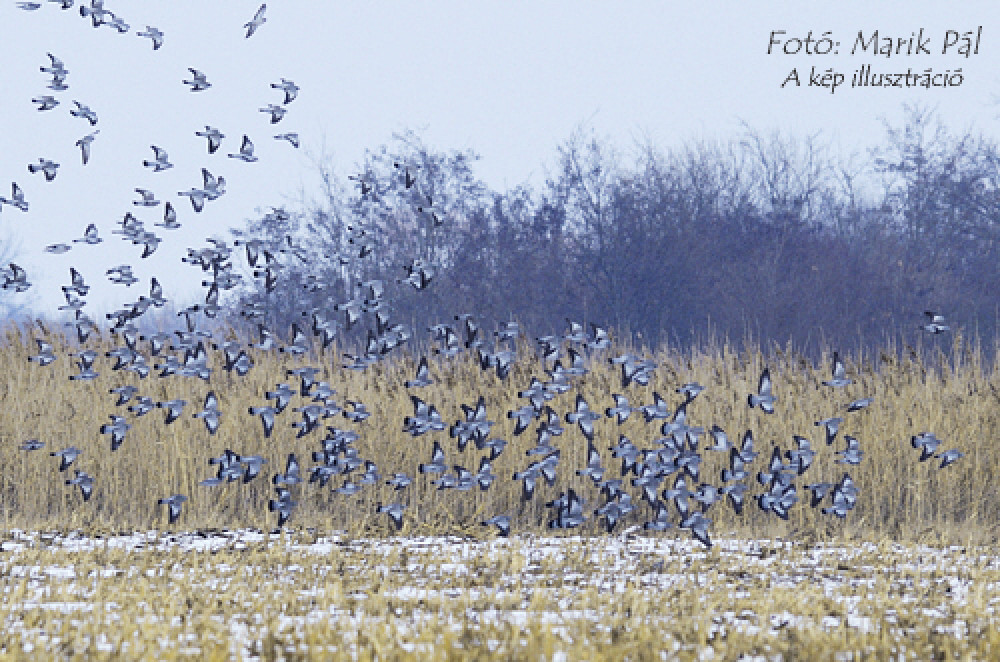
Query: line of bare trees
[[225, 105, 1000, 354]]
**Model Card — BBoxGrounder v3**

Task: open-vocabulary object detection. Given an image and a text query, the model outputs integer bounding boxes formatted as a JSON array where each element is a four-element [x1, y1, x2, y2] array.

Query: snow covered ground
[[1, 529, 997, 659]]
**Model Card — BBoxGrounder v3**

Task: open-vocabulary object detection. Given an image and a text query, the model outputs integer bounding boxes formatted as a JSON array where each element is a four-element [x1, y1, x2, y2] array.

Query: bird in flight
[[183, 68, 211, 91], [244, 4, 267, 38], [75, 130, 100, 165], [136, 25, 164, 50]]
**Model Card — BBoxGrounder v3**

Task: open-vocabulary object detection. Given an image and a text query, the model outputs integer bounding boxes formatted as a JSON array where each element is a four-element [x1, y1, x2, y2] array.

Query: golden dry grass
[[2, 323, 998, 659], [0, 322, 995, 544]]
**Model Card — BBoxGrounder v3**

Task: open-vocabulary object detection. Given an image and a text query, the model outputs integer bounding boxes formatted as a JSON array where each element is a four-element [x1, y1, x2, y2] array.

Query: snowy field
[[1, 529, 997, 660]]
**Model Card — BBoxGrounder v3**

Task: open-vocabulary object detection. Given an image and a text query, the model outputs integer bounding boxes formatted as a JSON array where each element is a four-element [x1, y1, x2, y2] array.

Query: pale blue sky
[[0, 1, 997, 317]]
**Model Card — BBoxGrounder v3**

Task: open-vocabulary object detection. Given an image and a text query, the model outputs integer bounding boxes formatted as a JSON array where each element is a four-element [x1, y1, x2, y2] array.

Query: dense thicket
[[226, 105, 1000, 355]]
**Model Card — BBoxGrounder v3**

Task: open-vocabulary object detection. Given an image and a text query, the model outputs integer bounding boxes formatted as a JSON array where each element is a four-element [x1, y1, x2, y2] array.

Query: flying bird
[[259, 104, 286, 123], [748, 367, 776, 413], [822, 351, 852, 388], [136, 25, 164, 50], [921, 311, 950, 334], [69, 100, 98, 126], [32, 95, 59, 111], [157, 495, 187, 524], [244, 3, 266, 38], [143, 145, 173, 172], [228, 135, 258, 162], [274, 132, 299, 148], [271, 77, 299, 104], [0, 183, 28, 212], [75, 130, 99, 165], [195, 126, 224, 154], [28, 158, 59, 182], [182, 68, 211, 91]]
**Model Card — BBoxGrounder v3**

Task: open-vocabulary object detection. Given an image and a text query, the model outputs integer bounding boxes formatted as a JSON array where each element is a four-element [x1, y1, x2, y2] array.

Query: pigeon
[[835, 435, 864, 465], [66, 470, 93, 501], [575, 440, 605, 484], [28, 158, 59, 182], [748, 367, 776, 413], [74, 223, 101, 245], [128, 396, 156, 417], [69, 100, 98, 126], [385, 473, 412, 490], [785, 436, 815, 475], [643, 502, 673, 531], [143, 145, 173, 172], [814, 416, 843, 446], [419, 441, 448, 475], [676, 382, 705, 402], [822, 352, 852, 388], [343, 400, 371, 423], [404, 356, 433, 388], [638, 392, 671, 423], [19, 439, 45, 451], [935, 449, 964, 469], [604, 394, 633, 425], [202, 450, 243, 486], [136, 25, 164, 50], [259, 104, 286, 123], [68, 351, 99, 380], [51, 446, 82, 471], [248, 406, 276, 437], [482, 514, 511, 537], [273, 132, 300, 148], [157, 495, 187, 524], [271, 77, 299, 104], [193, 391, 221, 434], [156, 399, 187, 425], [241, 456, 268, 483], [334, 480, 362, 496], [921, 311, 950, 334], [565, 394, 602, 441], [155, 202, 180, 229], [109, 384, 138, 406], [75, 130, 99, 165], [133, 188, 160, 207], [2, 263, 31, 292], [244, 3, 266, 38], [706, 425, 733, 452], [805, 482, 834, 508], [195, 126, 224, 154], [268, 487, 297, 526], [377, 502, 406, 531], [100, 415, 130, 451], [183, 68, 211, 91], [846, 397, 873, 412], [228, 135, 258, 162], [28, 339, 57, 366], [40, 52, 67, 77], [0, 183, 29, 212], [911, 432, 942, 462], [32, 95, 59, 111], [273, 453, 302, 486]]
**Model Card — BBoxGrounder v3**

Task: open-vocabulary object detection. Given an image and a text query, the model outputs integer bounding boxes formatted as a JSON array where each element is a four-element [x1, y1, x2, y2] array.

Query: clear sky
[[0, 1, 997, 318]]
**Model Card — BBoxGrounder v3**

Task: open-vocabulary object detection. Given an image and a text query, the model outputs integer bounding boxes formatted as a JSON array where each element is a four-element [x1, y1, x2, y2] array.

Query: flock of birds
[[4, 3, 966, 548]]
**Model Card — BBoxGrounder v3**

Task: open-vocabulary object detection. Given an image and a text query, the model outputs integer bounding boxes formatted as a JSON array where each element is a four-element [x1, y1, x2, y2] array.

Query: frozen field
[[1, 529, 998, 660]]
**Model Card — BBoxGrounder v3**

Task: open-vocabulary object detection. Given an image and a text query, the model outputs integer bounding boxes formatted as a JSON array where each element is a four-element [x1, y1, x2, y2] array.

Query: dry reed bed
[[1, 529, 998, 660], [0, 324, 996, 543]]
